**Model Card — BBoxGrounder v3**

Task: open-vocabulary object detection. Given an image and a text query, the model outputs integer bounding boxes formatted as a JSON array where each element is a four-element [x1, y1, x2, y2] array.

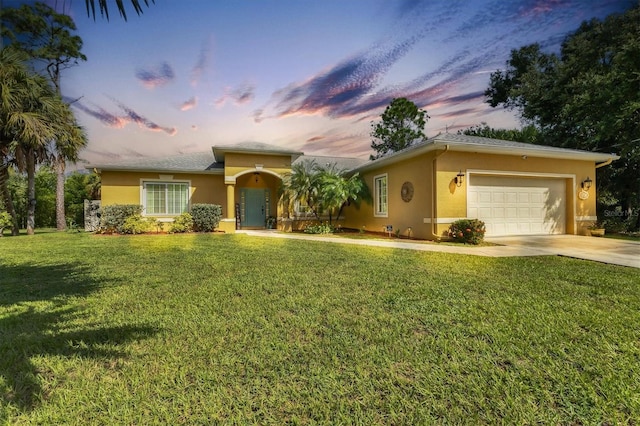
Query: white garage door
[[467, 175, 566, 236]]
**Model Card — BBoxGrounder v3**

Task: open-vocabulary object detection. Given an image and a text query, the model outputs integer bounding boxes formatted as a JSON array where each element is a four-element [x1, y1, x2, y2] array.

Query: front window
[[374, 174, 388, 217], [143, 181, 189, 215]]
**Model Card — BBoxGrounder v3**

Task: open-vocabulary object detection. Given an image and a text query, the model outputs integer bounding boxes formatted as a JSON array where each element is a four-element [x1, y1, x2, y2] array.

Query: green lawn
[[1, 232, 639, 424]]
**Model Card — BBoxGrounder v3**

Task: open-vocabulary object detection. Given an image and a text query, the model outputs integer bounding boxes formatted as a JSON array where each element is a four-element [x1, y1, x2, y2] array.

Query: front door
[[241, 188, 268, 228]]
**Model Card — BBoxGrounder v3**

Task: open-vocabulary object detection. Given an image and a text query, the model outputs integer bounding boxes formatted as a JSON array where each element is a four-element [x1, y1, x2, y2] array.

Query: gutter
[[431, 144, 449, 239]]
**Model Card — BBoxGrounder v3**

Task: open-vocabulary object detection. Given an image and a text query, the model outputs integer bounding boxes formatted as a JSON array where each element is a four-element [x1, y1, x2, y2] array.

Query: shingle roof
[[354, 132, 619, 172], [293, 155, 368, 172], [93, 151, 222, 173]]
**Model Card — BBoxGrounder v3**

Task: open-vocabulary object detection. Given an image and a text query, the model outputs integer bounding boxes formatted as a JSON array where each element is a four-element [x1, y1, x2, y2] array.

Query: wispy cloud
[[179, 97, 198, 111], [70, 97, 177, 136], [135, 62, 175, 89], [254, 31, 424, 122], [215, 83, 255, 106], [191, 36, 213, 86], [113, 99, 177, 135]]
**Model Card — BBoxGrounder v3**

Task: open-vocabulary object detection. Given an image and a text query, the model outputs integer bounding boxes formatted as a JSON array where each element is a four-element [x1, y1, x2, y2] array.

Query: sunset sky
[[4, 0, 634, 164]]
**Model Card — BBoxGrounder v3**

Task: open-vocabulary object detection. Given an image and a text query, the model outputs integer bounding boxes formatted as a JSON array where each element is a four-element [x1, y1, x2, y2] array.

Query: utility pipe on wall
[[431, 144, 450, 239]]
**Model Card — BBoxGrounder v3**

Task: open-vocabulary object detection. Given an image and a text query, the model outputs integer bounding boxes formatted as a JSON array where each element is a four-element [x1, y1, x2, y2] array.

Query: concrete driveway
[[240, 230, 639, 268], [486, 235, 640, 268]]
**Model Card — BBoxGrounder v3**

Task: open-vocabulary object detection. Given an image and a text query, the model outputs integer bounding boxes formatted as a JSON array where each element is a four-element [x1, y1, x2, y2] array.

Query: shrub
[[304, 223, 334, 234], [121, 214, 155, 234], [448, 219, 486, 245], [191, 204, 222, 232], [99, 204, 143, 233], [170, 212, 194, 233], [0, 211, 12, 236]]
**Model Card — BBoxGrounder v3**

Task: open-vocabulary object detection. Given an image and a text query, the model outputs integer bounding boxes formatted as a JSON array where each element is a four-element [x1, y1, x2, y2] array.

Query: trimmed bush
[[99, 204, 143, 234], [191, 204, 222, 232], [448, 219, 486, 245], [170, 212, 194, 233], [121, 214, 154, 235]]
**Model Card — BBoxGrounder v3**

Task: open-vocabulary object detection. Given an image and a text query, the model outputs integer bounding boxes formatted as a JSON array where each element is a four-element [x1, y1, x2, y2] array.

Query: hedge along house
[[93, 134, 618, 239], [340, 133, 619, 240]]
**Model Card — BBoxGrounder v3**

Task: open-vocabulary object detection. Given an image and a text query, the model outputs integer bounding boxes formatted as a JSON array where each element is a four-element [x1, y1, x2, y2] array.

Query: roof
[[293, 155, 368, 172], [212, 141, 303, 162], [353, 132, 620, 173], [92, 151, 222, 174]]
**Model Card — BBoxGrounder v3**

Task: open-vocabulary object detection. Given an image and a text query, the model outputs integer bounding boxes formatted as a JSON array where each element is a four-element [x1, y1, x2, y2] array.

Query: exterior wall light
[[581, 176, 593, 191], [254, 172, 260, 183], [455, 170, 465, 187]]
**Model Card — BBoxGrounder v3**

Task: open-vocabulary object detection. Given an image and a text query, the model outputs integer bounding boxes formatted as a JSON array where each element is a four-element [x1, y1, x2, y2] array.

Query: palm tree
[[316, 165, 371, 226], [85, 0, 155, 20], [279, 160, 371, 226], [280, 160, 322, 221], [0, 48, 80, 235]]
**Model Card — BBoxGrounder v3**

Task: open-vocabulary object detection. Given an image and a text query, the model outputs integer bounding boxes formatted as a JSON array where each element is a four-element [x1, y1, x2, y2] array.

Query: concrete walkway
[[237, 230, 639, 268]]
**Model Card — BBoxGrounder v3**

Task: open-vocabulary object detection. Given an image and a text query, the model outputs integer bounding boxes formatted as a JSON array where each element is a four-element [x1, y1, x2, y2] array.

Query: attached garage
[[467, 174, 566, 236]]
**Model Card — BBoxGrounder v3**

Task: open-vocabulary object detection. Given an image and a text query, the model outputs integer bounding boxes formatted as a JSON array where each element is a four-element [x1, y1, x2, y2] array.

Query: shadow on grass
[[0, 263, 158, 412]]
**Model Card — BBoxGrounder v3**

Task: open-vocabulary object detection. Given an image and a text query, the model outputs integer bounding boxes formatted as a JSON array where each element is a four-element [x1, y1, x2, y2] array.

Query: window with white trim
[[374, 174, 388, 217], [143, 181, 189, 215]]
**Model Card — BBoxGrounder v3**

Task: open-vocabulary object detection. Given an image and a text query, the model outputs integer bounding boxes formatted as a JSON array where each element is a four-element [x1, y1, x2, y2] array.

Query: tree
[[2, 2, 88, 231], [0, 48, 82, 235], [85, 0, 155, 21], [65, 170, 100, 227], [280, 161, 370, 226], [485, 6, 640, 230], [316, 165, 371, 225], [370, 98, 429, 160]]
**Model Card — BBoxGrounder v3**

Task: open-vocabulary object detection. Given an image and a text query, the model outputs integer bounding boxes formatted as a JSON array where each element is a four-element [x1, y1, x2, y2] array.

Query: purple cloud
[[180, 97, 198, 111], [191, 37, 213, 86], [215, 83, 255, 106], [70, 97, 176, 136], [114, 99, 177, 136], [135, 62, 175, 89]]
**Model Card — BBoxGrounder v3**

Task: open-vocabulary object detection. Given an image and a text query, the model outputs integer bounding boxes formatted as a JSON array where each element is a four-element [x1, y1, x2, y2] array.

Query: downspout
[[431, 144, 449, 239], [595, 158, 613, 169]]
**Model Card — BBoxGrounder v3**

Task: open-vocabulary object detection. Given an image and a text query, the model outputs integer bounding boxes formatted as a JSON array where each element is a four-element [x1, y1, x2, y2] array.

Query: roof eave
[[90, 166, 224, 175], [352, 140, 619, 173], [212, 146, 304, 162]]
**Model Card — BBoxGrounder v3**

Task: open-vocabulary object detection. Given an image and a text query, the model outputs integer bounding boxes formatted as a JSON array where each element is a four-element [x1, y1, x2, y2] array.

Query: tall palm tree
[[0, 48, 79, 235]]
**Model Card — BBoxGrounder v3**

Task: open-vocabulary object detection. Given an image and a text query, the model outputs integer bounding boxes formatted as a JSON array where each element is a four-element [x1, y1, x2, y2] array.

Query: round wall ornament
[[578, 190, 589, 200], [401, 181, 414, 202]]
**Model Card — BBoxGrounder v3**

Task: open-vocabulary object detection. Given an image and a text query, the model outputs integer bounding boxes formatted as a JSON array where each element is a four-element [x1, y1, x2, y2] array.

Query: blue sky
[[5, 0, 634, 164]]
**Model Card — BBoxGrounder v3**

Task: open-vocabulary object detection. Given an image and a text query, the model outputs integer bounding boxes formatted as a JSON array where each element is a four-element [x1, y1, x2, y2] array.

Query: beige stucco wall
[[342, 151, 435, 239], [100, 170, 226, 219], [343, 150, 599, 240], [224, 153, 292, 179]]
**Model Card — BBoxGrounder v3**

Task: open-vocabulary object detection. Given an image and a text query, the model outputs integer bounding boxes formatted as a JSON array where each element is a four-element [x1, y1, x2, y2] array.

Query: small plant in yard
[[304, 223, 334, 234], [121, 214, 154, 234], [359, 225, 366, 235], [169, 212, 194, 233], [448, 218, 486, 244], [0, 211, 12, 236]]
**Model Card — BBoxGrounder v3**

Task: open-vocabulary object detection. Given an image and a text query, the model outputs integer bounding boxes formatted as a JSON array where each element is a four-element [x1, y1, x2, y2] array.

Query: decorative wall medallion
[[401, 181, 414, 202], [578, 190, 589, 200]]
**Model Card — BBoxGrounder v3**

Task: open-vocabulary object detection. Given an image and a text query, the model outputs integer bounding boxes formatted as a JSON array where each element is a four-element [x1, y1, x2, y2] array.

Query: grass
[[1, 232, 639, 424]]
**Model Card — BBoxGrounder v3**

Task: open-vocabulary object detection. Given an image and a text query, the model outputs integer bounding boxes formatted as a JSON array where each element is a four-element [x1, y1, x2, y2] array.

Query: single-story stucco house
[[91, 133, 619, 239]]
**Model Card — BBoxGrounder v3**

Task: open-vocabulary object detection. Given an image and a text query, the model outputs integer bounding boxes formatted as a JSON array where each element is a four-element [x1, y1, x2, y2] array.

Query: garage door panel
[[467, 175, 566, 237]]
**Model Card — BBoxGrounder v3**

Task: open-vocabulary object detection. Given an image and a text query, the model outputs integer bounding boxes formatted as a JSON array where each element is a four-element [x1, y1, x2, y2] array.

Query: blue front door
[[241, 188, 268, 227]]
